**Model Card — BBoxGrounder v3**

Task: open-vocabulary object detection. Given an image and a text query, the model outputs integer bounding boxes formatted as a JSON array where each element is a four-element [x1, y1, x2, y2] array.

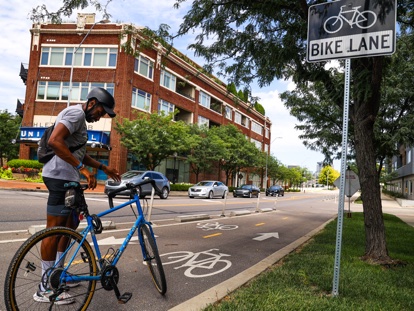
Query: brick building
[[18, 14, 272, 185]]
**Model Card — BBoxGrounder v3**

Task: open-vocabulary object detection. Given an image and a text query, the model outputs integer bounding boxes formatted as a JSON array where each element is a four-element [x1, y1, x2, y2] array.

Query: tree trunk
[[352, 57, 391, 263]]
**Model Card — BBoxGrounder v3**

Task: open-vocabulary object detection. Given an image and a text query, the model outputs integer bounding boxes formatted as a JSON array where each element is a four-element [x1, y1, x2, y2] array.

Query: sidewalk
[[0, 179, 105, 193]]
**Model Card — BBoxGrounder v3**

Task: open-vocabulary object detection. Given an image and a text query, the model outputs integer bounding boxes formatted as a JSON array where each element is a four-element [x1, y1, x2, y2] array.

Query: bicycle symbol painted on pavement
[[196, 221, 238, 231], [324, 5, 377, 34], [160, 248, 232, 278]]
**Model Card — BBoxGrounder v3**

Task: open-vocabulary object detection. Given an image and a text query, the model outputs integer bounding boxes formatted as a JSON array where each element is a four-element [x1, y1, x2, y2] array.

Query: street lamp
[[67, 19, 110, 107], [264, 136, 282, 189]]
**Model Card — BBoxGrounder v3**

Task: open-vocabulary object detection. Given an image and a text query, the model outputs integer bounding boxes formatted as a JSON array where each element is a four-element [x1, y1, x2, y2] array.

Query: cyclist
[[35, 87, 121, 304]]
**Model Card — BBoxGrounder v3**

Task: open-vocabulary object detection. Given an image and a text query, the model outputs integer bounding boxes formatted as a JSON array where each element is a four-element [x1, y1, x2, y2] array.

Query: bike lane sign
[[307, 0, 397, 62]]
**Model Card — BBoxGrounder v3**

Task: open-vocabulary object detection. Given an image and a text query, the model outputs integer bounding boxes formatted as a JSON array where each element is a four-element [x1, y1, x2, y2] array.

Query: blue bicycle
[[4, 179, 167, 310]]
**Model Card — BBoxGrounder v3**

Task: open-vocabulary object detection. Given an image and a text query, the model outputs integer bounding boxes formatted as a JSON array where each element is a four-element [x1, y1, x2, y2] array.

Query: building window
[[235, 112, 242, 124], [252, 121, 263, 135], [134, 55, 154, 79], [132, 88, 151, 112], [251, 138, 262, 150], [265, 127, 269, 139], [158, 99, 175, 115], [198, 115, 209, 127], [160, 70, 176, 91], [199, 91, 211, 109], [40, 46, 117, 68], [225, 106, 232, 120], [407, 149, 412, 164], [37, 81, 115, 102]]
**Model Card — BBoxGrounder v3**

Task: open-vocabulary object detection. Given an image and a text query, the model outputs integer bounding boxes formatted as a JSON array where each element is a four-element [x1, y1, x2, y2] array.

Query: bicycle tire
[[139, 224, 167, 295], [4, 227, 97, 311], [356, 11, 377, 29], [324, 16, 343, 34]]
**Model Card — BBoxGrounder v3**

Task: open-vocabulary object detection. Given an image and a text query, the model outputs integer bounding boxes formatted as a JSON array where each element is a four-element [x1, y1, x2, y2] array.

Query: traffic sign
[[307, 0, 397, 62], [334, 169, 360, 197]]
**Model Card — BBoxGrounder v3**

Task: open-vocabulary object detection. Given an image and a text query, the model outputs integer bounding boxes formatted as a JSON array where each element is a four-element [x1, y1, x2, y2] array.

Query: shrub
[[6, 159, 43, 170], [170, 183, 193, 191], [1, 168, 14, 180]]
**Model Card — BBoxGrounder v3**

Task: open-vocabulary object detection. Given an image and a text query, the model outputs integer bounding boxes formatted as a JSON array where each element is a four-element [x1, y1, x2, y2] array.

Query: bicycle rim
[[139, 224, 167, 295], [4, 227, 97, 311]]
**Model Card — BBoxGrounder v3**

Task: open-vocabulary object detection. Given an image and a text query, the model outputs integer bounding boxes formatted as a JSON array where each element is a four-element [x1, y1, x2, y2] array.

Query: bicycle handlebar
[[106, 178, 162, 208]]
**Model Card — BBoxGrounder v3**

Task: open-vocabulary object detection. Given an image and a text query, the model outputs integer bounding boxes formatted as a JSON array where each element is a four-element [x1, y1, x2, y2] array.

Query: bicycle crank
[[101, 265, 132, 304]]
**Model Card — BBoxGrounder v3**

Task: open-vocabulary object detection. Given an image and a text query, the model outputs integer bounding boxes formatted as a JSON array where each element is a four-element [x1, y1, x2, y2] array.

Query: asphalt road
[[2, 189, 412, 310]]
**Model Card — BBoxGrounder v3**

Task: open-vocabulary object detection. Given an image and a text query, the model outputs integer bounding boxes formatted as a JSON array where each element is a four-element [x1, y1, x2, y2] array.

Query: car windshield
[[121, 171, 143, 179], [241, 185, 251, 189], [196, 181, 213, 186]]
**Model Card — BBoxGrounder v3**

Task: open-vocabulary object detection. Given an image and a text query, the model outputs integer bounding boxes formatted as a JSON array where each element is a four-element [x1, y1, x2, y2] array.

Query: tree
[[318, 166, 340, 190], [187, 124, 224, 182], [0, 111, 20, 166], [115, 112, 198, 170], [169, 0, 413, 264]]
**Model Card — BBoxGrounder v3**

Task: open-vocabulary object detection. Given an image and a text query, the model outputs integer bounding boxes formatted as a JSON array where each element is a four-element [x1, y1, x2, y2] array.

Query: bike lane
[[83, 203, 337, 311]]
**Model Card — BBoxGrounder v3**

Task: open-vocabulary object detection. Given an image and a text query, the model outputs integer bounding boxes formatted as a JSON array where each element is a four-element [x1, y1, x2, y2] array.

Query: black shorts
[[43, 177, 75, 217]]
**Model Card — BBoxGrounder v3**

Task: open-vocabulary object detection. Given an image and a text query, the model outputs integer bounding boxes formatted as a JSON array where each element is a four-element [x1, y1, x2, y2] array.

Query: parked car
[[265, 185, 285, 197], [188, 180, 228, 199], [233, 184, 261, 198], [105, 170, 170, 199]]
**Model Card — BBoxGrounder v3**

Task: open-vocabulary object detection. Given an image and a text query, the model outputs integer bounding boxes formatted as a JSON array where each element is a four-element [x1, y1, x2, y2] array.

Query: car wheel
[[159, 187, 169, 199], [222, 191, 227, 199], [208, 191, 214, 199], [233, 193, 237, 198], [266, 193, 269, 196]]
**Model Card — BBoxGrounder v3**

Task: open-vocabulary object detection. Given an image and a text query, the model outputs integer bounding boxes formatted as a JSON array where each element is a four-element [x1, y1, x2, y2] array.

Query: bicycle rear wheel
[[139, 224, 167, 295], [4, 227, 97, 311]]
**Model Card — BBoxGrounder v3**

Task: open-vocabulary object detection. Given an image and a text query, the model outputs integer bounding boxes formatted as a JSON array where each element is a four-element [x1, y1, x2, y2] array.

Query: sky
[[0, 0, 339, 174]]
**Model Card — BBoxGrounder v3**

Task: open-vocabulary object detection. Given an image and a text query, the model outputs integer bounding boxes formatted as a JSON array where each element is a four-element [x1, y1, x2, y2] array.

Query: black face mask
[[84, 102, 101, 122]]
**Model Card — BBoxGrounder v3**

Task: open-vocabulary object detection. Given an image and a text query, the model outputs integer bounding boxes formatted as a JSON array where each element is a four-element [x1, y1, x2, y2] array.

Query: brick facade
[[20, 16, 272, 186]]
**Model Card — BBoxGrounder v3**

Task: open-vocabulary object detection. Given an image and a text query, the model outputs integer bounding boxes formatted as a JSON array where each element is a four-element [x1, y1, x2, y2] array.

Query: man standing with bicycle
[[35, 87, 121, 304]]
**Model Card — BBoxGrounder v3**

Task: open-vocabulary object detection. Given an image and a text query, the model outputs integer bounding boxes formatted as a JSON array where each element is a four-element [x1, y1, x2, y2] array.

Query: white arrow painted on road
[[98, 236, 139, 245], [253, 232, 279, 241]]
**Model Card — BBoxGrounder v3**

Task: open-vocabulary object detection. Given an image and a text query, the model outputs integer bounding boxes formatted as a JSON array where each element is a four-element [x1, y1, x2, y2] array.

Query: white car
[[188, 181, 228, 199]]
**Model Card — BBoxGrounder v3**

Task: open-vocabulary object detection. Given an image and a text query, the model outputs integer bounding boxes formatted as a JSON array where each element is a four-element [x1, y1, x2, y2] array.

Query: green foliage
[[170, 183, 192, 191], [0, 111, 21, 166], [0, 168, 14, 180], [253, 102, 265, 115], [115, 111, 199, 170], [318, 165, 340, 188], [6, 159, 43, 170], [204, 213, 414, 311]]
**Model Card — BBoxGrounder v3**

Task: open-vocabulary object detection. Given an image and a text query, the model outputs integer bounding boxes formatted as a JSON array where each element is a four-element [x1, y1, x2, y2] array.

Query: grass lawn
[[204, 213, 414, 311]]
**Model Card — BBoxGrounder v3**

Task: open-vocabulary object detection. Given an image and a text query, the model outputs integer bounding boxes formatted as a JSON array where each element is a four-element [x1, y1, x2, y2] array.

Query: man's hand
[[103, 166, 121, 182], [80, 167, 97, 189]]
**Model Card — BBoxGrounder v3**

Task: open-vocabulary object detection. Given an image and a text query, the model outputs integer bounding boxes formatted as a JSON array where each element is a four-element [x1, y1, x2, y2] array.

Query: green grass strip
[[204, 213, 414, 311]]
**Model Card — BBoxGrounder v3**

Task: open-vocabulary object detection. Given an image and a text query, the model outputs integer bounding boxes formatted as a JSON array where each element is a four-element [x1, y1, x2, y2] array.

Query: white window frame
[[134, 54, 154, 80], [158, 99, 175, 115], [160, 70, 176, 91], [132, 88, 151, 112], [199, 91, 211, 108]]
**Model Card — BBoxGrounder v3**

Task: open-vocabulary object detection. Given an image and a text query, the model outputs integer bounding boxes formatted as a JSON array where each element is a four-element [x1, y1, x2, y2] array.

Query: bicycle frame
[[61, 190, 155, 284]]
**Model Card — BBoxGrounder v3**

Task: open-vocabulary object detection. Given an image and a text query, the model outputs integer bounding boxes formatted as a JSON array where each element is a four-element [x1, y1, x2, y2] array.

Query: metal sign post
[[332, 58, 351, 297]]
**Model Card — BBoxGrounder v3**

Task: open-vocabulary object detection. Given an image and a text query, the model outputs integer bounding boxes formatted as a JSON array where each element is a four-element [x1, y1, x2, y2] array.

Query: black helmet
[[87, 87, 116, 118]]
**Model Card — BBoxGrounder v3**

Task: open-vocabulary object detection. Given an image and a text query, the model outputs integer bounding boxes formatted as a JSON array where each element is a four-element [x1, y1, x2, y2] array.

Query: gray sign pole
[[332, 58, 351, 296]]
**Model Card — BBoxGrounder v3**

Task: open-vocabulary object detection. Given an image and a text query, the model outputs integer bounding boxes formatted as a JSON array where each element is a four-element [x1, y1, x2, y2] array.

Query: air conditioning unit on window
[[77, 13, 96, 29]]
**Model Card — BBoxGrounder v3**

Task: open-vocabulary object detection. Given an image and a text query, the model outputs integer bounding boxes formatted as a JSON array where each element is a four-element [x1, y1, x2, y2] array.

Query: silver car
[[188, 180, 228, 199], [105, 170, 170, 199]]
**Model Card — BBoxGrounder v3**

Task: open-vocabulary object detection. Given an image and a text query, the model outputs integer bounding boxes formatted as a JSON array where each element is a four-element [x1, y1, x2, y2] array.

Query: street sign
[[307, 0, 397, 62], [334, 169, 360, 197]]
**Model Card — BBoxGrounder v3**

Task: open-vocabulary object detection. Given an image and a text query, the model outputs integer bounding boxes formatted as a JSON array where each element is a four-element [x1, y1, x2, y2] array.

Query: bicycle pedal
[[118, 292, 132, 304]]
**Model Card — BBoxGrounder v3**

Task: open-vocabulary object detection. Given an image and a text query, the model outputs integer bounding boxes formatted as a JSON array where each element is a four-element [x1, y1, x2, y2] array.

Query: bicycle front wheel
[[4, 227, 97, 311], [139, 224, 167, 295], [324, 16, 343, 34]]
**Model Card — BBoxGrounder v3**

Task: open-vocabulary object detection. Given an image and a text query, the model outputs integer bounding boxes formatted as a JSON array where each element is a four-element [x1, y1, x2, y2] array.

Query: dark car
[[265, 185, 285, 197], [104, 170, 170, 199], [233, 184, 261, 198]]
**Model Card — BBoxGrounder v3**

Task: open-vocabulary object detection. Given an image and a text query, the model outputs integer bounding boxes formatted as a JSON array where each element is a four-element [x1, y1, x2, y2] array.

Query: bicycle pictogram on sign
[[324, 5, 377, 34]]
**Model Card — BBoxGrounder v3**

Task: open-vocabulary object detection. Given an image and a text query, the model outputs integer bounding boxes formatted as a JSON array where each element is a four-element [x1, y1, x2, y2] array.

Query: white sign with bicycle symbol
[[307, 0, 396, 62]]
